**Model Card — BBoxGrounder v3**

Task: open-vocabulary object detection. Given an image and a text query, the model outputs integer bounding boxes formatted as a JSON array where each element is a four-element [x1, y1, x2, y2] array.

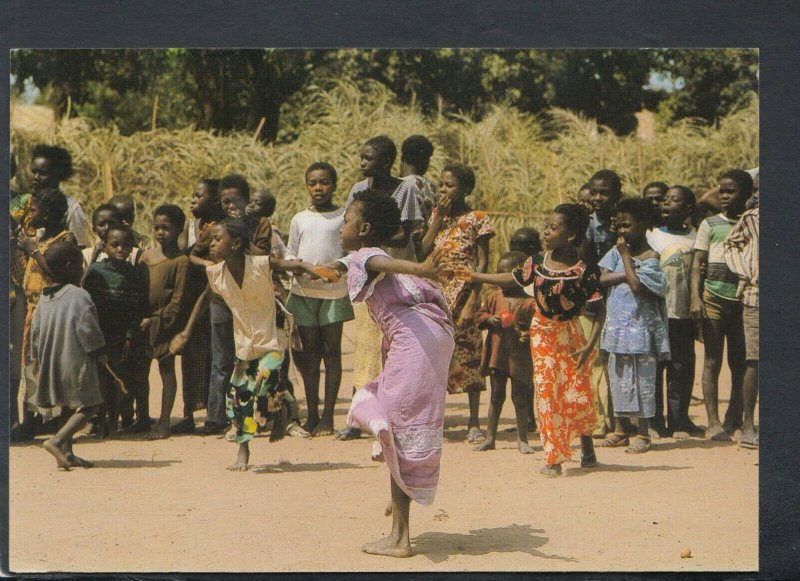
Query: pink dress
[[346, 248, 455, 505]]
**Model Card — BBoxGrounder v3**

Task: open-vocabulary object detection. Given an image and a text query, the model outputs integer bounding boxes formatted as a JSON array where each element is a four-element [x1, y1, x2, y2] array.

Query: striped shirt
[[694, 213, 740, 300], [724, 208, 759, 307]]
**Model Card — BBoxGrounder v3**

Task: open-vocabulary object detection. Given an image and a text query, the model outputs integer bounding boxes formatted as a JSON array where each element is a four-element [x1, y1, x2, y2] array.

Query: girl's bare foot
[[474, 439, 495, 451], [227, 443, 250, 471], [312, 417, 334, 437], [540, 463, 562, 477], [361, 535, 412, 558], [517, 441, 535, 454], [145, 424, 171, 440], [67, 454, 94, 468], [43, 439, 71, 471]]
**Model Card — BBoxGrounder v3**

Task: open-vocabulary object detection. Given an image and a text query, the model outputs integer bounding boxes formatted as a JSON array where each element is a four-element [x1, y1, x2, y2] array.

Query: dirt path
[[9, 321, 758, 573]]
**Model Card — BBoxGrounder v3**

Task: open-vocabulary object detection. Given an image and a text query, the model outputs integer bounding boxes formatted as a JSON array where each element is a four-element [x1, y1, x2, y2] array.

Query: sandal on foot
[[540, 463, 562, 476], [466, 429, 486, 444], [336, 427, 362, 441], [739, 435, 759, 449], [625, 435, 651, 454], [596, 433, 629, 448], [286, 422, 311, 438]]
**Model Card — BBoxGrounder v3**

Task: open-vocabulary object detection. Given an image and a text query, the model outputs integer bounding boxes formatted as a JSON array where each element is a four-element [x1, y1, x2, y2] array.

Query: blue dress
[[599, 247, 670, 418]]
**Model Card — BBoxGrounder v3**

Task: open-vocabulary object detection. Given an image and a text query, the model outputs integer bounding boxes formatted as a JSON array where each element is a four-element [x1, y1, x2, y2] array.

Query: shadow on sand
[[412, 523, 576, 564], [91, 458, 182, 469], [254, 461, 374, 474]]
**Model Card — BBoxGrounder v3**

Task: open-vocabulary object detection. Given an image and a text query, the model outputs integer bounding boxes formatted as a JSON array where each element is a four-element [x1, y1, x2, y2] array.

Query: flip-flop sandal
[[286, 423, 311, 438], [466, 430, 486, 444], [739, 435, 759, 449], [625, 435, 651, 454], [336, 427, 362, 441], [596, 433, 629, 448]]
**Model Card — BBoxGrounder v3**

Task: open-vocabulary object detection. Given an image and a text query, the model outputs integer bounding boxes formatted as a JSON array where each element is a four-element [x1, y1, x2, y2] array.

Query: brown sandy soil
[[9, 321, 758, 573]]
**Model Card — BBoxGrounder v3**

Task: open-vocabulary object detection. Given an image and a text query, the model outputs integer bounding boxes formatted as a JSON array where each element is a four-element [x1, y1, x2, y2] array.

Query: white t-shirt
[[285, 208, 348, 299], [647, 226, 697, 319]]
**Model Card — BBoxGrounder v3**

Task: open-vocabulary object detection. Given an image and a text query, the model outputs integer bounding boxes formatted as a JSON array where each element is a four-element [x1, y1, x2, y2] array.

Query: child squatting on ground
[[457, 203, 604, 476], [30, 241, 106, 470]]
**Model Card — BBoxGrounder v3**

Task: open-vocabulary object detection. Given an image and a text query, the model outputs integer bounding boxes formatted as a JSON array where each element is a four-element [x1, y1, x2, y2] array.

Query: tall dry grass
[[12, 79, 758, 267]]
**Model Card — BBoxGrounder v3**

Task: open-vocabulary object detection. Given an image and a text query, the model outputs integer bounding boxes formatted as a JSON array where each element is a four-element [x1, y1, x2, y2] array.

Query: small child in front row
[[459, 204, 603, 476], [474, 251, 536, 454], [82, 223, 148, 436], [598, 198, 671, 454], [204, 218, 321, 471], [30, 241, 106, 470]]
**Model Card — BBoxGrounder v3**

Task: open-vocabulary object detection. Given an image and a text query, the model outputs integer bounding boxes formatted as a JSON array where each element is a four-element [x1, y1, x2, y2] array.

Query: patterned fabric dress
[[433, 210, 494, 394], [345, 247, 454, 505], [513, 253, 604, 466]]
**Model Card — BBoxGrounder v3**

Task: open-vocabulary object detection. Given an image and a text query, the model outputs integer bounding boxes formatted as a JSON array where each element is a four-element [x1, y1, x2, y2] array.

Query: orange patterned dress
[[433, 210, 494, 394], [513, 254, 604, 465]]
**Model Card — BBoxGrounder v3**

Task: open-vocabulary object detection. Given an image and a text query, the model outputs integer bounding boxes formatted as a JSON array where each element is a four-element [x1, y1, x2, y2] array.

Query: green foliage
[[12, 81, 758, 269]]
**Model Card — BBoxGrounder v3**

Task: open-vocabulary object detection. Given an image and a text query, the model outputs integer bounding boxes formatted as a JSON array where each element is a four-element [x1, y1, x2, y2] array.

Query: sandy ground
[[9, 321, 758, 574]]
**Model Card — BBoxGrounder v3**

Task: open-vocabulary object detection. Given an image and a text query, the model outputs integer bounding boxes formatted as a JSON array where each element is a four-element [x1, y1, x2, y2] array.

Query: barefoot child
[[691, 169, 751, 441], [16, 189, 78, 437], [598, 198, 670, 454], [458, 204, 603, 476], [140, 204, 189, 439], [286, 162, 354, 436], [204, 218, 320, 470], [82, 223, 148, 437], [30, 241, 105, 470], [339, 193, 454, 557], [647, 186, 703, 438], [474, 251, 536, 454], [418, 162, 493, 443]]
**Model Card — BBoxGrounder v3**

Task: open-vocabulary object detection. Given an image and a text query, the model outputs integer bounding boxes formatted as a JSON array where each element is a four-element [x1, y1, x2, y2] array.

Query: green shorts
[[286, 294, 354, 328]]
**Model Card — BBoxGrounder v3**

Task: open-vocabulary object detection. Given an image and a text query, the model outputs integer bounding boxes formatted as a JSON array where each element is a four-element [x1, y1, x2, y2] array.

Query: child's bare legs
[[701, 319, 731, 440], [295, 326, 322, 432], [362, 475, 412, 558], [227, 441, 250, 471], [740, 361, 758, 446], [475, 374, 505, 451], [510, 379, 535, 453], [44, 406, 99, 470], [315, 322, 344, 436], [467, 390, 483, 441], [147, 355, 177, 440], [721, 319, 746, 434]]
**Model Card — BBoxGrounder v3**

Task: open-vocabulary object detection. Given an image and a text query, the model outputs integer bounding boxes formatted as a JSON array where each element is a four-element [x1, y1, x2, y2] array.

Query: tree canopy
[[11, 48, 758, 141]]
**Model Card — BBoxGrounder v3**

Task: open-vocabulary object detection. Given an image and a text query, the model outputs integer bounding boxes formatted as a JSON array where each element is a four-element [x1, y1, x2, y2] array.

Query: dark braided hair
[[351, 191, 401, 245], [553, 203, 591, 246]]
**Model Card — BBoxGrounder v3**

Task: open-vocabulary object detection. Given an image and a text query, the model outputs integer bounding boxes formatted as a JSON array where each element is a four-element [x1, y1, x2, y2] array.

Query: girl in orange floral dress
[[418, 162, 493, 442], [458, 204, 604, 476]]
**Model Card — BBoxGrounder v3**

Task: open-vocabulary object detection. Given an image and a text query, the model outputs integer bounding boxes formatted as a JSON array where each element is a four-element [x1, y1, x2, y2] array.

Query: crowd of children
[[9, 138, 760, 556]]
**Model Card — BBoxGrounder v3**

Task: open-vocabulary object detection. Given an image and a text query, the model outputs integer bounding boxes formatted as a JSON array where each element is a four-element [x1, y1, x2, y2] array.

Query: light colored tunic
[[206, 255, 286, 360], [30, 284, 105, 409], [346, 247, 454, 505]]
